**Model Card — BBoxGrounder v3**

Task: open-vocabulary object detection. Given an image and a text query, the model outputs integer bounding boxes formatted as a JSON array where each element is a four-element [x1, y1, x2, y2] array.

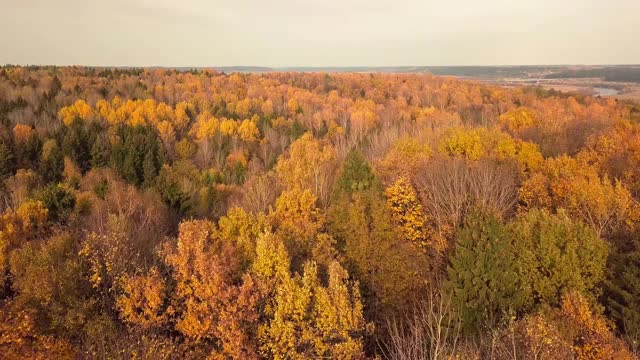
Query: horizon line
[[3, 64, 640, 69]]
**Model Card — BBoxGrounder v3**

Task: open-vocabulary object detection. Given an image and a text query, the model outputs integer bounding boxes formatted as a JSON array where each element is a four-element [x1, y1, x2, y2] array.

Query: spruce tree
[[333, 150, 379, 198], [90, 135, 110, 168], [15, 132, 42, 170], [445, 210, 524, 333], [40, 139, 64, 184], [0, 141, 15, 181], [143, 150, 159, 187], [35, 183, 76, 223], [62, 118, 91, 172], [605, 237, 640, 345]]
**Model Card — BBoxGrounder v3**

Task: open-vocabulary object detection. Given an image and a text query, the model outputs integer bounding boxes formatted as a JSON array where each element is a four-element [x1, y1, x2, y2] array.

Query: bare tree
[[382, 286, 460, 360], [414, 158, 518, 230], [415, 158, 470, 228], [238, 171, 280, 214], [468, 160, 519, 217], [623, 316, 640, 357]]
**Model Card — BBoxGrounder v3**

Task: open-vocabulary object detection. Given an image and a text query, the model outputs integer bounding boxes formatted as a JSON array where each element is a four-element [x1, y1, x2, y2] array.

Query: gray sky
[[1, 0, 638, 66]]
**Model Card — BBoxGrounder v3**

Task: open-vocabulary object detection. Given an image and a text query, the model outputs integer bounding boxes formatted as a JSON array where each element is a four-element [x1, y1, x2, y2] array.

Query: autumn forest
[[2, 66, 640, 359]]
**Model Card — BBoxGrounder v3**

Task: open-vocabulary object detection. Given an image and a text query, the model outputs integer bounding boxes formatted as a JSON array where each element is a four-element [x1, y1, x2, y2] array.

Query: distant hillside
[[544, 66, 640, 83], [7, 65, 640, 82], [203, 65, 640, 81], [205, 65, 566, 77]]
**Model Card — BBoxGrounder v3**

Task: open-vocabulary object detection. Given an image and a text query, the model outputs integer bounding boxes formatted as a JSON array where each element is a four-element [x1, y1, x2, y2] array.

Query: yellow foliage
[[156, 120, 176, 145], [519, 156, 638, 236], [377, 137, 431, 179], [189, 111, 219, 140], [312, 261, 369, 358], [579, 120, 640, 195], [384, 177, 430, 251], [252, 232, 290, 283], [255, 241, 369, 360], [287, 98, 299, 116], [162, 220, 259, 358], [0, 308, 76, 359], [219, 118, 237, 137], [12, 124, 33, 144], [235, 98, 252, 118], [415, 106, 461, 128], [175, 138, 197, 159], [238, 118, 260, 142], [3, 201, 45, 238], [271, 116, 287, 129], [14, 200, 49, 232], [129, 107, 147, 127], [63, 157, 81, 184], [438, 127, 485, 160], [116, 267, 167, 329], [79, 215, 134, 293], [155, 102, 175, 123], [226, 149, 248, 168], [438, 127, 540, 171], [494, 292, 634, 359], [495, 134, 518, 159], [520, 312, 571, 358], [499, 107, 538, 131], [174, 101, 192, 131], [350, 99, 378, 135], [0, 200, 48, 295], [58, 99, 94, 126], [270, 189, 324, 245], [217, 207, 267, 266], [516, 141, 544, 173], [41, 139, 58, 161], [275, 132, 336, 204], [95, 99, 112, 119], [560, 292, 634, 360], [261, 99, 274, 117]]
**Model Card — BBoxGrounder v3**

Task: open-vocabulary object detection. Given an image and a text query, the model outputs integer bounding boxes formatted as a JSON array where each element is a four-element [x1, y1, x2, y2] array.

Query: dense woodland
[[1, 66, 640, 359]]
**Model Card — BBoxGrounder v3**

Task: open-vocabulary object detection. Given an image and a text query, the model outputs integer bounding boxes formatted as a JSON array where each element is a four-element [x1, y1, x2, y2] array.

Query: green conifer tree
[[445, 210, 523, 333]]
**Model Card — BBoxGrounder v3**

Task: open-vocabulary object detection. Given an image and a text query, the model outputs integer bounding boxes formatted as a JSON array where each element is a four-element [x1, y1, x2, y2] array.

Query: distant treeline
[[6, 65, 640, 82], [545, 66, 640, 83], [210, 66, 565, 77]]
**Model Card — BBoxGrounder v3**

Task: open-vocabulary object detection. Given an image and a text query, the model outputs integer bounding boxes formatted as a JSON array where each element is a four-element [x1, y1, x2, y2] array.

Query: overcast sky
[[1, 0, 638, 67]]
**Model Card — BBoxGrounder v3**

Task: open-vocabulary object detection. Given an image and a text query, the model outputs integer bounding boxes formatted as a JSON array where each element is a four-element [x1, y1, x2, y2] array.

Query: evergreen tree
[[62, 118, 91, 173], [605, 237, 640, 346], [45, 75, 62, 100], [40, 139, 64, 184], [0, 141, 15, 181], [155, 166, 192, 217], [90, 135, 110, 168], [15, 132, 42, 170], [510, 209, 608, 307], [288, 119, 306, 140], [143, 150, 158, 187], [111, 125, 164, 187], [333, 150, 379, 198], [112, 126, 146, 186], [445, 210, 524, 333], [143, 128, 165, 187], [35, 183, 76, 223]]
